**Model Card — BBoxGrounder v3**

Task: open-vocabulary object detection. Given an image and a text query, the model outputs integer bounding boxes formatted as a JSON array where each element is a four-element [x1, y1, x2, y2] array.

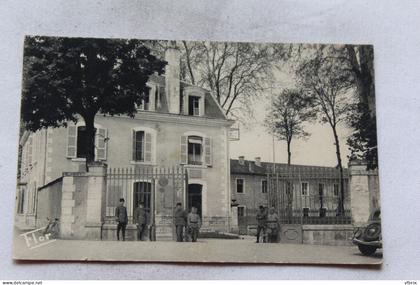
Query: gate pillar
[[349, 160, 371, 226], [85, 163, 107, 240]]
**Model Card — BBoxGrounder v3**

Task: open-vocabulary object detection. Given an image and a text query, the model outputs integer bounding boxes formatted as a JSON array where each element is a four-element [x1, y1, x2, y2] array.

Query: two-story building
[[230, 156, 351, 235], [16, 46, 235, 238]]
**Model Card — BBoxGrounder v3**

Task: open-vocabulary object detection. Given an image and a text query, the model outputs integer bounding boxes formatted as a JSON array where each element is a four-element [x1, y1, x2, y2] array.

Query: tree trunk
[[287, 139, 291, 165], [83, 115, 96, 170], [332, 126, 345, 216]]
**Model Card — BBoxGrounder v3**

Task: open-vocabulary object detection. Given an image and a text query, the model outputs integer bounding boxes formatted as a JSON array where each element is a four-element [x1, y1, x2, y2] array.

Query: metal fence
[[105, 166, 186, 224], [267, 166, 352, 225]]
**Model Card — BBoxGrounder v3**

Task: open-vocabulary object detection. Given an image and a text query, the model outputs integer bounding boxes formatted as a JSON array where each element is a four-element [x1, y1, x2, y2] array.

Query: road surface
[[13, 234, 382, 265]]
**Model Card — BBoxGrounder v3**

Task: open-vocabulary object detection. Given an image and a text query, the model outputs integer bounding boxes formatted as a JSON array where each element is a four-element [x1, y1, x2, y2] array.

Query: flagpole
[[271, 81, 276, 174]]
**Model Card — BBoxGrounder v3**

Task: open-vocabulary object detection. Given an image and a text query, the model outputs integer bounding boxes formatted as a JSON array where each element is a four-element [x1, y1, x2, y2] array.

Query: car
[[352, 208, 382, 256]]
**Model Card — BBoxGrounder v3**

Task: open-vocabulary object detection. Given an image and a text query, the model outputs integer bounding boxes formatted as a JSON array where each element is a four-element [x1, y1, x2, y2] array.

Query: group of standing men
[[174, 202, 202, 242], [256, 205, 280, 243], [114, 198, 149, 241], [114, 198, 201, 242]]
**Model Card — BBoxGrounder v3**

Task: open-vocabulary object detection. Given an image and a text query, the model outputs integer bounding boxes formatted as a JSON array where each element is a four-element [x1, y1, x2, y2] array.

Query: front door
[[133, 181, 152, 223], [187, 184, 202, 217]]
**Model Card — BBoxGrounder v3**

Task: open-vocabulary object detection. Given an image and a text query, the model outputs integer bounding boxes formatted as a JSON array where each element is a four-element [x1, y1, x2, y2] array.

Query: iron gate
[[267, 166, 351, 243], [105, 166, 187, 240]]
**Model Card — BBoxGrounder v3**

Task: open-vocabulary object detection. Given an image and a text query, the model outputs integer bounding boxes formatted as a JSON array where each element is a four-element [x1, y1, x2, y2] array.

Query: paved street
[[13, 234, 382, 265]]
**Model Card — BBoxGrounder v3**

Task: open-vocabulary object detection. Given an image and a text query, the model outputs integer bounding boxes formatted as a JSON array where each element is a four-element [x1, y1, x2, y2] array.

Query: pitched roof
[[148, 74, 227, 120], [230, 159, 349, 179]]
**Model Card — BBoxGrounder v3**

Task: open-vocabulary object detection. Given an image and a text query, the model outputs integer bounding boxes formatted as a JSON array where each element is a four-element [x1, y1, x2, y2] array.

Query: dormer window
[[183, 87, 205, 117], [137, 92, 150, 111], [189, 96, 201, 116], [137, 83, 158, 112]]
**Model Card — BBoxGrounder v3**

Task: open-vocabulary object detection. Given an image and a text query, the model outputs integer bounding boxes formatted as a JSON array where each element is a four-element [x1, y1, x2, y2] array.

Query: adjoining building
[[230, 156, 351, 237]]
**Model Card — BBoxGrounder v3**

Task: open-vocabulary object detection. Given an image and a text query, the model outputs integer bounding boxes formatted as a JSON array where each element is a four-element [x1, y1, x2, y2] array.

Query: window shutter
[[28, 137, 33, 165], [144, 132, 152, 162], [204, 137, 212, 166], [180, 136, 187, 164], [132, 130, 136, 161], [96, 128, 107, 160], [66, 126, 77, 158]]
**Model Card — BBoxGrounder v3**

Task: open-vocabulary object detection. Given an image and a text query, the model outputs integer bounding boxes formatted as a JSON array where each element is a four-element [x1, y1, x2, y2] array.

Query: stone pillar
[[60, 175, 76, 238], [349, 160, 371, 226], [85, 163, 107, 240]]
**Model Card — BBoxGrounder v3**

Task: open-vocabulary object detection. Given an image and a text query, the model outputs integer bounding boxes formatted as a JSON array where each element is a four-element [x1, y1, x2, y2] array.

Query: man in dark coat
[[256, 205, 267, 243], [115, 198, 128, 241], [174, 202, 187, 242], [133, 202, 148, 241]]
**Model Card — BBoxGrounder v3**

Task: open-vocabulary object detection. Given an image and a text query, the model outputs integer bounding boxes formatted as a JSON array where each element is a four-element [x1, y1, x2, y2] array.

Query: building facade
[[230, 156, 351, 235], [16, 47, 235, 238]]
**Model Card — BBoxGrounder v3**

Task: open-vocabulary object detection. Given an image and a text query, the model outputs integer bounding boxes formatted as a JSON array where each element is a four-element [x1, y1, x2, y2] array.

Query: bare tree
[[191, 42, 283, 117], [287, 44, 378, 169], [296, 47, 355, 215], [265, 88, 316, 165], [144, 40, 288, 120]]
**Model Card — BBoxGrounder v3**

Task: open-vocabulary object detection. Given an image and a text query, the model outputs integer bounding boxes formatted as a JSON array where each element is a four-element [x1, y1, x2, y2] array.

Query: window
[[181, 134, 212, 166], [286, 181, 293, 195], [155, 85, 162, 109], [333, 184, 339, 197], [261, 180, 267, 193], [67, 125, 107, 160], [138, 92, 150, 111], [133, 131, 145, 161], [301, 182, 309, 196], [236, 178, 244, 194], [188, 96, 200, 116], [318, 183, 325, 197], [302, 207, 309, 217], [187, 136, 203, 165], [237, 206, 245, 217], [17, 188, 25, 214], [132, 129, 153, 163], [76, 126, 88, 158]]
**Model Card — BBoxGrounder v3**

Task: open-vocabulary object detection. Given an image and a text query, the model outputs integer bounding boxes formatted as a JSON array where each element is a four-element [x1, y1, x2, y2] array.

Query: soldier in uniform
[[174, 202, 187, 242], [256, 205, 267, 243], [266, 207, 280, 243], [133, 202, 148, 241], [187, 207, 201, 242], [115, 198, 128, 241]]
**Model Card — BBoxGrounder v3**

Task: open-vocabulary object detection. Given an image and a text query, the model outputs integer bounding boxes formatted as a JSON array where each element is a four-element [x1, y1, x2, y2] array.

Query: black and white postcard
[[13, 36, 382, 264]]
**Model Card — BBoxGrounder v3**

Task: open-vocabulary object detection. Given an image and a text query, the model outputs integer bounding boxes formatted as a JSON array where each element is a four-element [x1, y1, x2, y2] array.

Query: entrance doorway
[[187, 184, 202, 217], [133, 181, 152, 223]]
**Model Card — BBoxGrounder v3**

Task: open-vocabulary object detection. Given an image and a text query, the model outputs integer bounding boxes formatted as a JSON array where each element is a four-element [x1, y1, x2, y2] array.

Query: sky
[[228, 63, 353, 168]]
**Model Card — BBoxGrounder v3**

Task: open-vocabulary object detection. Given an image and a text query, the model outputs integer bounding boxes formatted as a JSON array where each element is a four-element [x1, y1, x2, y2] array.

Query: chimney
[[238, 156, 245, 165], [255, 157, 261, 167], [164, 43, 180, 114]]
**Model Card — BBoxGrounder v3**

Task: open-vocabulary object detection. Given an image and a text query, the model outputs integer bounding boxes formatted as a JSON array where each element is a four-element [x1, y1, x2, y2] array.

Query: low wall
[[302, 224, 354, 246], [36, 178, 63, 229]]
